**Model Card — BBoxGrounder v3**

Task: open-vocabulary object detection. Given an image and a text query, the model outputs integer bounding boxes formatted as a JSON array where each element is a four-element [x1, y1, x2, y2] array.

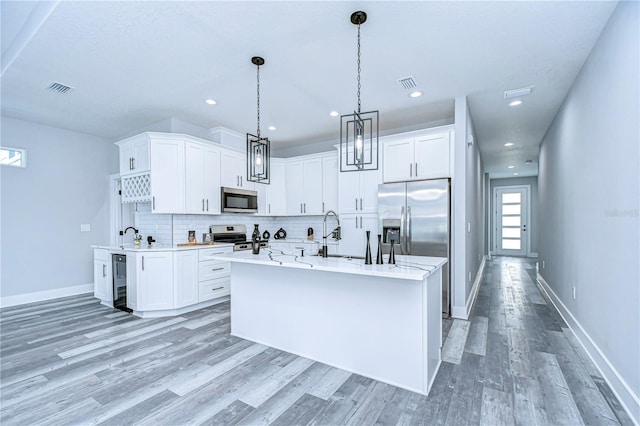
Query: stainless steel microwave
[[221, 187, 258, 213]]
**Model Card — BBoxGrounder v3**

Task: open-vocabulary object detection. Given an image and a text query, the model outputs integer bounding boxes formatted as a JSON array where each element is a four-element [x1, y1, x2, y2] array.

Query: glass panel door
[[495, 187, 528, 256]]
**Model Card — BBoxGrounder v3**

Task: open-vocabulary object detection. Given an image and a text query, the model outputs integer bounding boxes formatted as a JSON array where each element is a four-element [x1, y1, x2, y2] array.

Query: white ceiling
[[0, 1, 617, 178]]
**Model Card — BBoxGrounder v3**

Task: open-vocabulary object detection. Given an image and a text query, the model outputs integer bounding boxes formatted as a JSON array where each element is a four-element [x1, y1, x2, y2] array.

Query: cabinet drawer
[[199, 260, 230, 281], [94, 249, 109, 262], [199, 277, 230, 302], [199, 246, 233, 261]]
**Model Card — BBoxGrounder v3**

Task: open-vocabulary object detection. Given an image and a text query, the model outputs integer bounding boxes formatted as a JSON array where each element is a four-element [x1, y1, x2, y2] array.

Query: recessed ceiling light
[[509, 100, 523, 107], [268, 126, 276, 131], [508, 165, 515, 169], [409, 91, 422, 98], [205, 99, 217, 105], [329, 111, 339, 117], [513, 172, 519, 176], [504, 142, 514, 147]]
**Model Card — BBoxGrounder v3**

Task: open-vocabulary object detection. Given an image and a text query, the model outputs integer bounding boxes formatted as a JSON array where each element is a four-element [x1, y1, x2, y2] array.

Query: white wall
[[538, 2, 639, 421], [0, 116, 118, 303], [452, 96, 485, 317]]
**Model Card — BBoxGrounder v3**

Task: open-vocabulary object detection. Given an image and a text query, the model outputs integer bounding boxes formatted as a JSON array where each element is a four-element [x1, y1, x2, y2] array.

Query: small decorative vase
[[376, 234, 384, 264], [364, 231, 372, 265], [388, 239, 396, 265], [252, 224, 261, 255]]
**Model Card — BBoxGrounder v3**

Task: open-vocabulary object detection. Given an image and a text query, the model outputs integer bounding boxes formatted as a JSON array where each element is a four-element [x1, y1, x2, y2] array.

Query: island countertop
[[210, 248, 446, 281]]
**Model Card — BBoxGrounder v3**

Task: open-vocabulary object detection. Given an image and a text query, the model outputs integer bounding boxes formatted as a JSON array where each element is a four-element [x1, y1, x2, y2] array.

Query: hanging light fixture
[[247, 56, 270, 184], [340, 11, 379, 172]]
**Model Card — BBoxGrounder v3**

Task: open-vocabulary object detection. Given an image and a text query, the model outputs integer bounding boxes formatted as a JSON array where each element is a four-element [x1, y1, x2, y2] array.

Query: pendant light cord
[[356, 22, 361, 114], [256, 64, 261, 137]]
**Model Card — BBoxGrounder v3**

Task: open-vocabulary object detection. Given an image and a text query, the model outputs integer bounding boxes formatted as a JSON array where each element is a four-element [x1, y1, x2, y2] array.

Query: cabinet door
[[119, 144, 135, 176], [338, 170, 360, 214], [285, 161, 304, 214], [203, 146, 221, 214], [132, 138, 150, 173], [150, 139, 185, 213], [266, 161, 286, 215], [303, 158, 323, 215], [93, 259, 111, 302], [185, 142, 207, 214], [220, 149, 244, 189], [414, 132, 450, 179], [361, 214, 381, 256], [321, 154, 338, 214], [383, 138, 413, 183], [359, 168, 382, 213], [338, 214, 365, 256], [138, 252, 174, 311], [174, 250, 199, 308]]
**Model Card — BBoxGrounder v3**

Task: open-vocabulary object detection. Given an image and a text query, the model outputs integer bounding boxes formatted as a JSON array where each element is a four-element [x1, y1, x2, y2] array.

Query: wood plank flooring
[[0, 257, 633, 425]]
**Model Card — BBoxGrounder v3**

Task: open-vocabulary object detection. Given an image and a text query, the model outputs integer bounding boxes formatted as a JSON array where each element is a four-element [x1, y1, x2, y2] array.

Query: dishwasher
[[112, 254, 131, 313]]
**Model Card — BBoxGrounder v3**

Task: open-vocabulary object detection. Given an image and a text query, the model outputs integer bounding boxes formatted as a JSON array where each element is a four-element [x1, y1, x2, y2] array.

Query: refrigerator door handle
[[407, 206, 412, 255], [400, 206, 406, 255]]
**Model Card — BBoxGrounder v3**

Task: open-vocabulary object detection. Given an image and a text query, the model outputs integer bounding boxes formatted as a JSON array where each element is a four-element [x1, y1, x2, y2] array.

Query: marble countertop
[[91, 243, 234, 252], [210, 248, 447, 281]]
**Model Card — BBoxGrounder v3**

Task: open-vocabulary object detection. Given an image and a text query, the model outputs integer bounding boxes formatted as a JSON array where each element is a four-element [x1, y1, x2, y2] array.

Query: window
[[0, 147, 26, 168]]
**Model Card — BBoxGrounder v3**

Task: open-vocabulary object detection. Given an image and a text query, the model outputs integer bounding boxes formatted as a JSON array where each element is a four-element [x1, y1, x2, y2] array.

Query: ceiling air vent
[[396, 75, 417, 90], [504, 86, 534, 99], [47, 82, 73, 94]]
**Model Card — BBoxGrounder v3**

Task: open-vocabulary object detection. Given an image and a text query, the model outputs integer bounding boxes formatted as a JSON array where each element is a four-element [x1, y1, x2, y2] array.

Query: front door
[[495, 186, 528, 256]]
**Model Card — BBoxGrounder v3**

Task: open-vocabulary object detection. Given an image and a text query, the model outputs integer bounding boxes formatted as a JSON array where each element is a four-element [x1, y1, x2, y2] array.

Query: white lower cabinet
[[93, 249, 112, 303], [174, 250, 199, 309], [134, 251, 174, 311], [338, 214, 379, 257], [198, 246, 232, 302]]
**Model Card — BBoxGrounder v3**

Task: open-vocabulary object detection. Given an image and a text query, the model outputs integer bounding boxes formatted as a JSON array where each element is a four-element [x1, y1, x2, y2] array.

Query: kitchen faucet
[[322, 210, 341, 258]]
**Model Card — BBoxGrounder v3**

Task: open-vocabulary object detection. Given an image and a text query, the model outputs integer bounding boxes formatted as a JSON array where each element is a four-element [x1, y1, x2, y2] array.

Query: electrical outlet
[[572, 286, 576, 300], [80, 224, 91, 232]]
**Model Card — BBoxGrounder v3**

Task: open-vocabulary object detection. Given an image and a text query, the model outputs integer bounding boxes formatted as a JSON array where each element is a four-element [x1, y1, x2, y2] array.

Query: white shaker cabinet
[[321, 154, 338, 214], [118, 134, 150, 177], [338, 213, 379, 257], [93, 249, 112, 303], [265, 160, 286, 215], [174, 250, 199, 309], [220, 148, 254, 190], [338, 168, 381, 214], [185, 142, 221, 214], [383, 130, 452, 183], [150, 138, 185, 214], [285, 158, 323, 215], [131, 251, 174, 311]]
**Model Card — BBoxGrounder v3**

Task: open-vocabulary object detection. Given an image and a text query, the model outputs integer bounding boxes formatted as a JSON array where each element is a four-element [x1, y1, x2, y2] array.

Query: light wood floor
[[0, 257, 632, 425]]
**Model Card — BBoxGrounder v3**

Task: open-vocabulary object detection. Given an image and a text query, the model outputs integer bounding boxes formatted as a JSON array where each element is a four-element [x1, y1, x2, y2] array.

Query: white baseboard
[[0, 283, 94, 308], [452, 256, 486, 320], [537, 274, 640, 425]]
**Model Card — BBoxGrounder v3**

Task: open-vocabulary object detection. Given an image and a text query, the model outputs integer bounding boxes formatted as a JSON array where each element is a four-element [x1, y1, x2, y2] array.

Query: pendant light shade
[[340, 11, 379, 172], [247, 56, 270, 184]]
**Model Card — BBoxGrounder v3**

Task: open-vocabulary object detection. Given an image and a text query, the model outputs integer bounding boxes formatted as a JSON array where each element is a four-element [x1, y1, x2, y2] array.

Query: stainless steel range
[[210, 224, 268, 251]]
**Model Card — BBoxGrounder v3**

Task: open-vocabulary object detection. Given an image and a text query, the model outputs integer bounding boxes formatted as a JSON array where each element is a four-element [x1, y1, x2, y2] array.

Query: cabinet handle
[[202, 199, 205, 211], [129, 157, 133, 170], [322, 202, 325, 213], [355, 198, 358, 210], [300, 203, 303, 214], [206, 199, 209, 211], [304, 203, 306, 213], [360, 198, 363, 210], [240, 176, 243, 187], [237, 176, 239, 186], [212, 286, 224, 291], [359, 216, 362, 228], [410, 163, 413, 177], [132, 157, 135, 170], [142, 256, 145, 271], [355, 217, 358, 229], [152, 196, 156, 210], [102, 264, 106, 277], [415, 163, 418, 176], [211, 267, 224, 272], [268, 203, 271, 214]]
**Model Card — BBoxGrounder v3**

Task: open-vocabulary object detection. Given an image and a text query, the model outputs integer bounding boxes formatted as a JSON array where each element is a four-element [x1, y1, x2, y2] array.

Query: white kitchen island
[[211, 249, 447, 396]]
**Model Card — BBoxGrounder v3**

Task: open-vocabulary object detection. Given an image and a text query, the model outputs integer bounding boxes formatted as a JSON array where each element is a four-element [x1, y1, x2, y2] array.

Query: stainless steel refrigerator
[[378, 179, 451, 316]]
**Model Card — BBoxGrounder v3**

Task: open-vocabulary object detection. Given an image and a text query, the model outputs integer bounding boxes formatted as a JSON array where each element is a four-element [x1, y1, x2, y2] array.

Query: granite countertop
[[210, 248, 447, 281]]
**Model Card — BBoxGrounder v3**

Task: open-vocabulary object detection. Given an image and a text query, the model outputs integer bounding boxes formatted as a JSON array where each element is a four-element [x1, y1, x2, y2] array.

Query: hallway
[[0, 257, 633, 425]]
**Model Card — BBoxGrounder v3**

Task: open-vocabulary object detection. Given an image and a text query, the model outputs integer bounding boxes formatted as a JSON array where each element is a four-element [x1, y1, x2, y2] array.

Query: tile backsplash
[[133, 203, 334, 246]]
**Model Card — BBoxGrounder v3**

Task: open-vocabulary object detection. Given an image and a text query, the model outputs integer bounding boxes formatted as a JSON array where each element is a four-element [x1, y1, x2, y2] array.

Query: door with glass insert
[[495, 187, 528, 256]]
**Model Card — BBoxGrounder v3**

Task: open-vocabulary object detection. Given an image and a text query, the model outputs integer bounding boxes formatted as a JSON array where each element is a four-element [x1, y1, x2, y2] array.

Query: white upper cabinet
[[220, 148, 254, 190], [285, 158, 323, 215], [266, 160, 286, 215], [150, 137, 185, 214], [383, 129, 452, 182], [338, 167, 382, 214], [185, 141, 221, 214], [117, 134, 150, 177], [321, 154, 338, 214]]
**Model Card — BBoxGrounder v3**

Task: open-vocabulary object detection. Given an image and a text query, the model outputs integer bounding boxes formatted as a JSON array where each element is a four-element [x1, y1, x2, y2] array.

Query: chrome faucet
[[322, 210, 341, 258]]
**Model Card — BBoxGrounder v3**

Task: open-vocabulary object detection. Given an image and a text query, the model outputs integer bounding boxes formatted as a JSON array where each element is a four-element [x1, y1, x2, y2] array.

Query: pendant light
[[247, 56, 270, 184], [340, 11, 379, 172]]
